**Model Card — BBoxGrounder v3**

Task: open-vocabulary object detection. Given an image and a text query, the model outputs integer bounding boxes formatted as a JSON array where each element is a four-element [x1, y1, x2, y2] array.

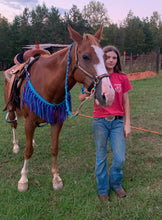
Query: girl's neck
[[107, 68, 114, 74]]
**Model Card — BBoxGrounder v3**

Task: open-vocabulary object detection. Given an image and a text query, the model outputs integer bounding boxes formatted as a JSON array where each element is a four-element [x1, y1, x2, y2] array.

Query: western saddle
[[4, 42, 51, 114]]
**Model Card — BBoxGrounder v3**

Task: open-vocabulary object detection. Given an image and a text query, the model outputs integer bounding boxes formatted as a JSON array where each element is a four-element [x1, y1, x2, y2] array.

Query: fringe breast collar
[[22, 77, 71, 124]]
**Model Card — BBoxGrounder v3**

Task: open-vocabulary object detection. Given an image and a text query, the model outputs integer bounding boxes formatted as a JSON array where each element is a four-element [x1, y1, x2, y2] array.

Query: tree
[[102, 24, 119, 46], [122, 11, 146, 55], [142, 17, 154, 53], [157, 23, 162, 49], [46, 6, 64, 43], [10, 9, 31, 58], [10, 15, 22, 53], [150, 11, 161, 28], [19, 8, 31, 45], [63, 5, 91, 43], [30, 4, 49, 43], [82, 1, 109, 30], [149, 11, 162, 48], [0, 16, 12, 68]]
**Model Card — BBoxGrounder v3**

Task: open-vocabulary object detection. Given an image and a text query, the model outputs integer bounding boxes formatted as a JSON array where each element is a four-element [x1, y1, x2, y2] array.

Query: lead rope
[[65, 42, 75, 117], [73, 88, 95, 116]]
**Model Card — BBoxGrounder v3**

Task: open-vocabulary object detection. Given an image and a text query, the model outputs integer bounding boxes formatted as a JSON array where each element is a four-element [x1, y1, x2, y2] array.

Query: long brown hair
[[103, 45, 122, 73]]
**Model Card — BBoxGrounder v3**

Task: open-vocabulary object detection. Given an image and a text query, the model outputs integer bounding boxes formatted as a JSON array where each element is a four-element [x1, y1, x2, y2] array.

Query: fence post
[[156, 47, 160, 74]]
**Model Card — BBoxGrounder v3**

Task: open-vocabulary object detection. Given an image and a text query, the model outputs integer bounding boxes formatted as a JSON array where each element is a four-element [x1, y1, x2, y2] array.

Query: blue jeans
[[92, 118, 125, 195]]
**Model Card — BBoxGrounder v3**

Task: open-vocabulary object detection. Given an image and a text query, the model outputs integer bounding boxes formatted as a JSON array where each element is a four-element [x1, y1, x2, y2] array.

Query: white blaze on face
[[91, 45, 115, 106], [91, 45, 107, 76]]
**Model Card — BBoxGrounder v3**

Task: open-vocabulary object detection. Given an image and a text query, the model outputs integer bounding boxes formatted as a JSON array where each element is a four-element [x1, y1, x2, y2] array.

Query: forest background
[[0, 1, 162, 70]]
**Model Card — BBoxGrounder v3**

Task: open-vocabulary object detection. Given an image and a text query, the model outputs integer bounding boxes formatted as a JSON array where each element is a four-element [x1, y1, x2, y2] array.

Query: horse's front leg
[[12, 126, 19, 154], [51, 123, 63, 190], [18, 118, 36, 192]]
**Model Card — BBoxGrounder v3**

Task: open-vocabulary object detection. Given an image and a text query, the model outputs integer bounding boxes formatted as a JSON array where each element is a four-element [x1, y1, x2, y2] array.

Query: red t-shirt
[[93, 72, 133, 118]]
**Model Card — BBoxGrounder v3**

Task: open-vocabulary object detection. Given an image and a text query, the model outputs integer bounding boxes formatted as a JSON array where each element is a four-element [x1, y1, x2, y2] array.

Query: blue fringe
[[22, 80, 72, 124]]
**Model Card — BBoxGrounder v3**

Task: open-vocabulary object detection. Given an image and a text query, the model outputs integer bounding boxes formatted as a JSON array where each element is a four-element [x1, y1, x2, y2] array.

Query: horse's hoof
[[18, 180, 28, 192], [53, 181, 63, 190], [53, 179, 63, 190], [13, 144, 19, 154]]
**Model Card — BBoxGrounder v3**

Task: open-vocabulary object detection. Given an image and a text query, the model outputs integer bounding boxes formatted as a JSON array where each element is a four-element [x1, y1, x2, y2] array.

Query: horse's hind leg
[[8, 111, 36, 153], [8, 111, 19, 154], [18, 118, 36, 192], [51, 123, 63, 190]]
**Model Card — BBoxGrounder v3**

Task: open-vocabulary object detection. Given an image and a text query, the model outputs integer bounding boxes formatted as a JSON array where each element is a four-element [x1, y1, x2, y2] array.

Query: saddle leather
[[4, 63, 25, 79], [3, 57, 36, 111], [4, 63, 25, 101]]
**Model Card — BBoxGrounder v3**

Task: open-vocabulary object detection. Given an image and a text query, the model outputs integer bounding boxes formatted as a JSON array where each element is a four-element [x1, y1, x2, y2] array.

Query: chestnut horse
[[4, 25, 115, 192]]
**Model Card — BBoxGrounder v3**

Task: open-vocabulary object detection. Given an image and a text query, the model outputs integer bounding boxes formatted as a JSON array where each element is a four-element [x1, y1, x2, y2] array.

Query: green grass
[[0, 72, 161, 220]]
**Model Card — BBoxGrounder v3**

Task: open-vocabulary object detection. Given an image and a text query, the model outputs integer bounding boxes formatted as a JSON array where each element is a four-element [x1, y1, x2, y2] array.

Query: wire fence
[[121, 49, 162, 74]]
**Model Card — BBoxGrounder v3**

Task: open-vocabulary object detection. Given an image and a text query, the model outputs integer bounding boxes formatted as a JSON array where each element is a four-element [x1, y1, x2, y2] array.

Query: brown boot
[[115, 188, 127, 198], [99, 194, 110, 202]]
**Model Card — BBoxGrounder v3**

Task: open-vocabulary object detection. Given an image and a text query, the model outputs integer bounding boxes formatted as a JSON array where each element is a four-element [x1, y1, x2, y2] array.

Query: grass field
[[0, 71, 161, 220]]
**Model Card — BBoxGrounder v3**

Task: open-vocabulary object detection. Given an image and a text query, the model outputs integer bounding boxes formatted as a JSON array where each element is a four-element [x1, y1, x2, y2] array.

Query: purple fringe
[[22, 80, 72, 124]]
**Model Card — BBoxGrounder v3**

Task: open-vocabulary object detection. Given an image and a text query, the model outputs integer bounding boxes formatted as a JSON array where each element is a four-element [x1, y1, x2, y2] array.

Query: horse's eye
[[82, 55, 89, 61]]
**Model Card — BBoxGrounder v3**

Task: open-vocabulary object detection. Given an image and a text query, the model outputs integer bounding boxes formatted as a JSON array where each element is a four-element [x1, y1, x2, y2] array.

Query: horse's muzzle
[[94, 77, 115, 107]]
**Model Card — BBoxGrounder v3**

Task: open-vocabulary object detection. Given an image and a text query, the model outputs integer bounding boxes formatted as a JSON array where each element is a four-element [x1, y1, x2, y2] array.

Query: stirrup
[[5, 111, 17, 123]]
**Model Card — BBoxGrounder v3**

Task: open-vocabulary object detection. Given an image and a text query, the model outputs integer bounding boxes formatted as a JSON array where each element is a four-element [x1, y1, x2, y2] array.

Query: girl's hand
[[124, 124, 131, 138], [79, 93, 90, 101]]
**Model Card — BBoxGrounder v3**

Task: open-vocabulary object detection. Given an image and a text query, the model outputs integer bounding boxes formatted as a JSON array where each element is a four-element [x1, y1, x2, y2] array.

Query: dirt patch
[[127, 71, 157, 81]]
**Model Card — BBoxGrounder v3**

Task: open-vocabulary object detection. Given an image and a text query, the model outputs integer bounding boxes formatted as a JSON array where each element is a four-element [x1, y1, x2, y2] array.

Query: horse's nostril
[[102, 94, 106, 101]]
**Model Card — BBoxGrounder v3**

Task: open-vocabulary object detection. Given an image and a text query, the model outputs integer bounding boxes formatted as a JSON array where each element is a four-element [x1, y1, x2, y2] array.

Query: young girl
[[92, 45, 133, 202]]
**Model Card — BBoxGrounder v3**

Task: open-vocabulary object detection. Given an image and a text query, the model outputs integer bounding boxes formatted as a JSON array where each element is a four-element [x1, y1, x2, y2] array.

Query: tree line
[[0, 1, 162, 69]]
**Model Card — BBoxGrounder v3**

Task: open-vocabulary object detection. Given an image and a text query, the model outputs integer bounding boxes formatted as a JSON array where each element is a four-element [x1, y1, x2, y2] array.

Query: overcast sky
[[0, 0, 161, 24]]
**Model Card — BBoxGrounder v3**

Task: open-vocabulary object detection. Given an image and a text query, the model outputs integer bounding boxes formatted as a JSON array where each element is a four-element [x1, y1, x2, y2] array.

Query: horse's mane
[[83, 33, 99, 45], [43, 46, 69, 58], [43, 34, 98, 59]]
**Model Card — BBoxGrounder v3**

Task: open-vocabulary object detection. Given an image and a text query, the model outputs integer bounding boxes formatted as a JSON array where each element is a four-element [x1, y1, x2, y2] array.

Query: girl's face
[[105, 51, 118, 73]]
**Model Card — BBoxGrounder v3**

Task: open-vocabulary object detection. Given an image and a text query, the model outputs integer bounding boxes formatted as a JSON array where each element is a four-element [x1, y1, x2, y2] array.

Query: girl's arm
[[123, 92, 131, 138]]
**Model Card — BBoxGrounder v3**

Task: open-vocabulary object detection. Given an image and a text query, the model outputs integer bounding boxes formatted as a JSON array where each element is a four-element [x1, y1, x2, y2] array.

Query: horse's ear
[[94, 25, 103, 41], [68, 25, 83, 43]]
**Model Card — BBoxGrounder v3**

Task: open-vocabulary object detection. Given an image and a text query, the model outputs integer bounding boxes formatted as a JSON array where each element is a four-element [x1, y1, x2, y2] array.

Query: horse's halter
[[72, 44, 110, 92]]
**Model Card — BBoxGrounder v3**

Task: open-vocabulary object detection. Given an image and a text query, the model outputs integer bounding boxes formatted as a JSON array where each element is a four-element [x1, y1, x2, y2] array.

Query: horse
[[3, 25, 115, 192]]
